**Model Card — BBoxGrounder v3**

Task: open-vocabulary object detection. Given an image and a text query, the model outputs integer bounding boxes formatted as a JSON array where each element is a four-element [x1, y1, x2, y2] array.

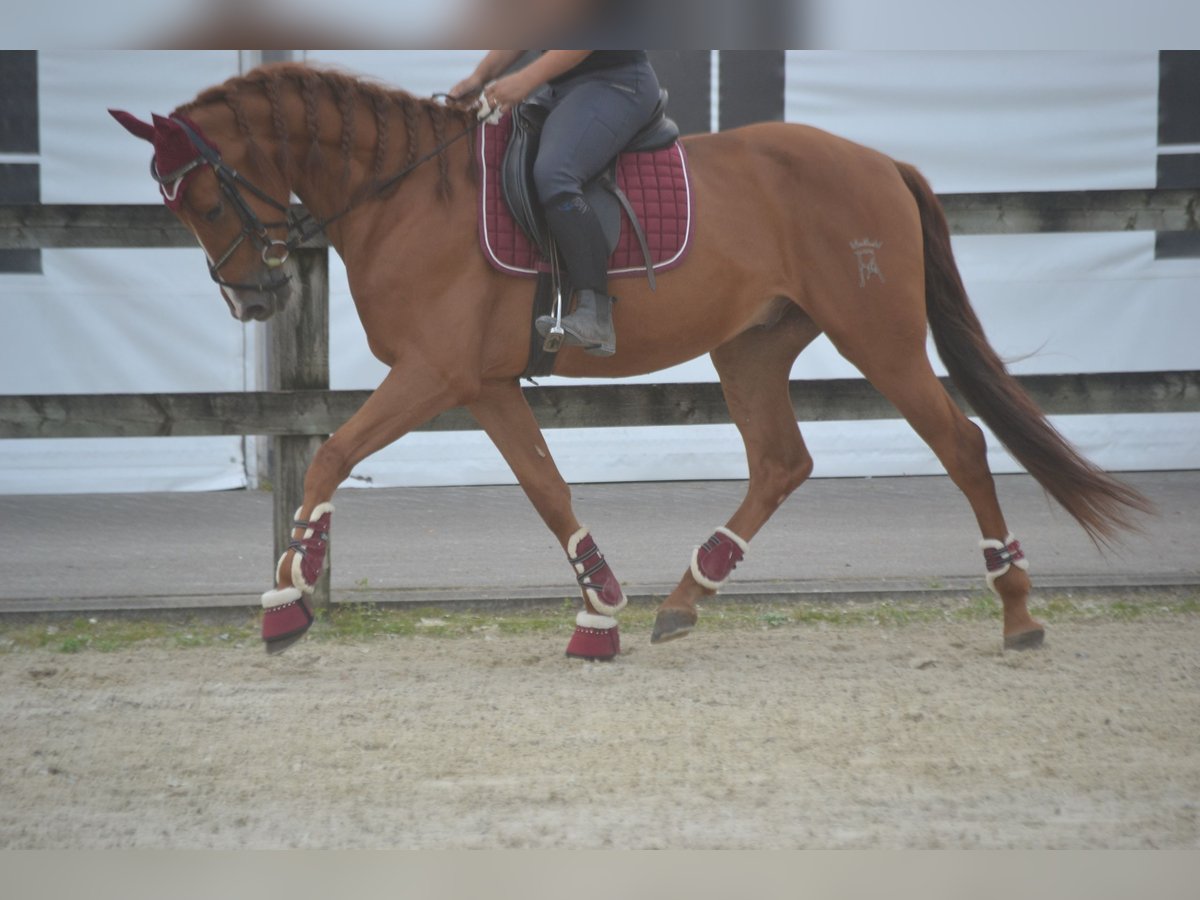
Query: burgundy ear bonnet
[[108, 108, 221, 210]]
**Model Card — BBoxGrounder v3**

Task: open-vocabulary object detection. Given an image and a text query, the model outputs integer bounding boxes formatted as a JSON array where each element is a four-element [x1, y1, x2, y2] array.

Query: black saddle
[[501, 87, 680, 289]]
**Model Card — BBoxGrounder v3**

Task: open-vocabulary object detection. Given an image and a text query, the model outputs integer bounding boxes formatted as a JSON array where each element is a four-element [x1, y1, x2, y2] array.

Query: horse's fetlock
[[993, 564, 1032, 604]]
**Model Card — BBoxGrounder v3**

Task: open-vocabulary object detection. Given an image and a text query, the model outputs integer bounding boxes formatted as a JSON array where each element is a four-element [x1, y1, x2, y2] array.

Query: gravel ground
[[2, 606, 1199, 849]]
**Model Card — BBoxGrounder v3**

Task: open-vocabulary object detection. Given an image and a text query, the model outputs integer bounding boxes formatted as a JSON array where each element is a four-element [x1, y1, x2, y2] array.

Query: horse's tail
[[894, 160, 1152, 544]]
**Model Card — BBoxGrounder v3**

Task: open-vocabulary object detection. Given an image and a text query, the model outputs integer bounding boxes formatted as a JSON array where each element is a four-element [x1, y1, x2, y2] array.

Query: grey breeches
[[531, 60, 661, 204]]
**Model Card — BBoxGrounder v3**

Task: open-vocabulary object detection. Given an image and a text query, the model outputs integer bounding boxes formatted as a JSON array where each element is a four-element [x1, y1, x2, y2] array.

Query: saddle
[[501, 87, 681, 290]]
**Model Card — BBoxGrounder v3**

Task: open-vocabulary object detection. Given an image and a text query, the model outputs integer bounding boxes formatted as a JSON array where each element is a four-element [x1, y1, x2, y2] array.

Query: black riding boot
[[535, 193, 617, 356], [537, 288, 616, 356]]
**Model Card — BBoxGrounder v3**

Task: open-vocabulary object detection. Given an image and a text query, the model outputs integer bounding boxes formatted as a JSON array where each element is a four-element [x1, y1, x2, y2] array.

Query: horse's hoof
[[1004, 627, 1045, 651], [261, 591, 313, 655], [565, 615, 620, 661], [264, 629, 309, 655], [651, 608, 697, 644]]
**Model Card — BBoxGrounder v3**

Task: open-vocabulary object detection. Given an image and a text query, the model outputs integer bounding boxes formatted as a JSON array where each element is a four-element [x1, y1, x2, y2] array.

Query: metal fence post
[[268, 246, 331, 611]]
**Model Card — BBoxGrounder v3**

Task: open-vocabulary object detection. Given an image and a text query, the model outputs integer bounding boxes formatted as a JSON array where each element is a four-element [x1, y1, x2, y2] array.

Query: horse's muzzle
[[226, 278, 293, 322], [236, 300, 274, 322]]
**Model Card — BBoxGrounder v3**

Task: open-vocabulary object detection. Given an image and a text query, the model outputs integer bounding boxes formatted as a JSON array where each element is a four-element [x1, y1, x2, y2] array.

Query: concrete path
[[1, 471, 1197, 615]]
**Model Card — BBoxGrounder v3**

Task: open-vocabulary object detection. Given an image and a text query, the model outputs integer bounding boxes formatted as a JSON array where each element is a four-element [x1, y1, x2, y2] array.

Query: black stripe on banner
[[1157, 51, 1200, 259], [1156, 153, 1200, 259], [647, 51, 712, 136], [0, 51, 38, 154], [0, 163, 41, 273], [1159, 51, 1200, 146], [719, 51, 785, 131]]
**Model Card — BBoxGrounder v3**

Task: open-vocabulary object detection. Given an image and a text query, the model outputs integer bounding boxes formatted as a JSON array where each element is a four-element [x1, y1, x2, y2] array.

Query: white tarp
[[1, 51, 248, 493], [1, 50, 1196, 494]]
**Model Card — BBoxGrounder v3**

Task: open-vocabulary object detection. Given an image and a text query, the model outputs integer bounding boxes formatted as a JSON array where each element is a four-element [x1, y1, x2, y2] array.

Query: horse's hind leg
[[652, 304, 821, 643], [834, 332, 1044, 649], [468, 379, 627, 660]]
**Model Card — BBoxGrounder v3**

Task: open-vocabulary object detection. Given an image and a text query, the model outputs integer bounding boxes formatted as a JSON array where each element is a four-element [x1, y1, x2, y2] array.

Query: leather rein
[[152, 113, 480, 293]]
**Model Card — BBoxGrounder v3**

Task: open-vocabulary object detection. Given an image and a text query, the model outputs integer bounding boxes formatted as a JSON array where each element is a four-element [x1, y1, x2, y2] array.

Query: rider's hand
[[448, 51, 524, 105], [480, 72, 533, 113], [448, 75, 484, 104]]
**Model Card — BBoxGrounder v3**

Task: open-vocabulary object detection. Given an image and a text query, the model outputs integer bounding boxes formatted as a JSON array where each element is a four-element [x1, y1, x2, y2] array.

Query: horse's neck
[[283, 146, 377, 241], [200, 75, 475, 300], [273, 99, 453, 254]]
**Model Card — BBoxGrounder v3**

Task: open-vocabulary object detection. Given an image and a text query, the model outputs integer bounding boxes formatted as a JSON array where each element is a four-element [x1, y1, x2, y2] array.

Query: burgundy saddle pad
[[476, 113, 695, 278]]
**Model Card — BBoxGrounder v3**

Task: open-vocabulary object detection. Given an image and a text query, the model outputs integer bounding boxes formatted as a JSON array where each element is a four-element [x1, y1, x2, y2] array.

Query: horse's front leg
[[261, 363, 471, 654], [468, 379, 626, 660]]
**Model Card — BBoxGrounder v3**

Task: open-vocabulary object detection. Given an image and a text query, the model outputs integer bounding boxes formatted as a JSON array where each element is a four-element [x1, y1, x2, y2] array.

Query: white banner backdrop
[[1, 51, 1196, 494], [0, 51, 248, 494]]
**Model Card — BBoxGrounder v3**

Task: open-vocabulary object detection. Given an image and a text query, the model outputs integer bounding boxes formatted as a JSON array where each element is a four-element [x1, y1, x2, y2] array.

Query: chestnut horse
[[111, 63, 1148, 657]]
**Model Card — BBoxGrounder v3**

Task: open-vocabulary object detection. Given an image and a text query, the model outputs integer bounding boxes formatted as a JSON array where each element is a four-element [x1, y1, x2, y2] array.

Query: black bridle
[[152, 112, 480, 294]]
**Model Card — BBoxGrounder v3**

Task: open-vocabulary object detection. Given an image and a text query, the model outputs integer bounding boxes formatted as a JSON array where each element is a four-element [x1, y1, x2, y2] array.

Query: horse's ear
[[109, 109, 156, 142], [151, 113, 187, 139]]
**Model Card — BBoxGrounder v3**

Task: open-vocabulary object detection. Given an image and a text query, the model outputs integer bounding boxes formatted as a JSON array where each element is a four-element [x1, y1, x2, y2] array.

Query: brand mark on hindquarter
[[850, 239, 885, 287]]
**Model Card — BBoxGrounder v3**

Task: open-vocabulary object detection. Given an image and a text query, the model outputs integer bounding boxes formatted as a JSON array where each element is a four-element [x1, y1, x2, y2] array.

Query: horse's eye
[[204, 202, 224, 222]]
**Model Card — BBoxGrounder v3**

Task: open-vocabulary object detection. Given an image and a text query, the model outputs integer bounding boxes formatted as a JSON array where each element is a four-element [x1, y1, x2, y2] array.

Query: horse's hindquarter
[[555, 121, 926, 379], [694, 121, 924, 294]]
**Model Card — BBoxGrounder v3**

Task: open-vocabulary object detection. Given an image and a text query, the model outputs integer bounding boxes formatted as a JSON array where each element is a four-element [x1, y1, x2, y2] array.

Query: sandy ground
[[2, 611, 1199, 849]]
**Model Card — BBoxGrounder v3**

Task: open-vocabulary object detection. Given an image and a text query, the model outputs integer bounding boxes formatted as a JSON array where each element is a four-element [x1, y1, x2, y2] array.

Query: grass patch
[[0, 616, 254, 654], [1, 590, 1197, 655]]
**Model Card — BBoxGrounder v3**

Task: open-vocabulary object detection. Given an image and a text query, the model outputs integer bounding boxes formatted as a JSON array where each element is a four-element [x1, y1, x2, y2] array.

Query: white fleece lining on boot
[[261, 586, 303, 610], [275, 506, 304, 587], [566, 525, 627, 614], [980, 533, 1030, 594], [690, 526, 750, 591], [575, 611, 618, 630], [566, 526, 589, 562], [291, 501, 335, 593]]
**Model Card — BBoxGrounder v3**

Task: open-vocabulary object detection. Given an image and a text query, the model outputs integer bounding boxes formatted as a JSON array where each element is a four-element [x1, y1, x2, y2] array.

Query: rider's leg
[[530, 68, 660, 356], [537, 192, 616, 355]]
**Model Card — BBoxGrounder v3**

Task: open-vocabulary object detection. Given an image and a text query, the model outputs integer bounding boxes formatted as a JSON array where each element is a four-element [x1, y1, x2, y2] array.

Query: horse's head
[[109, 108, 295, 322]]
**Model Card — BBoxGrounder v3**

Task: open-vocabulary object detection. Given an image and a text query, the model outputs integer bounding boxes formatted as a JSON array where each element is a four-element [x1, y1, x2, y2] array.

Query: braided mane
[[173, 63, 473, 199]]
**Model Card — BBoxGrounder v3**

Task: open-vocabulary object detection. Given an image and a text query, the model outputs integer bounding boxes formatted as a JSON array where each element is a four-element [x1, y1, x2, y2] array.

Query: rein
[[157, 112, 480, 292]]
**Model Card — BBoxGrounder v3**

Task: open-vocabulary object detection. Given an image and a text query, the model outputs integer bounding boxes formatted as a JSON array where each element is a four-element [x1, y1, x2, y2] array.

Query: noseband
[[152, 112, 481, 295]]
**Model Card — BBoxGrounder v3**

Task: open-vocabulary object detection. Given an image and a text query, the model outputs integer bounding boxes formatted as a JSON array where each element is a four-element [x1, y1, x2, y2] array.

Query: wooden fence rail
[[4, 372, 1200, 440], [3, 189, 1199, 607], [1, 189, 1198, 245]]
